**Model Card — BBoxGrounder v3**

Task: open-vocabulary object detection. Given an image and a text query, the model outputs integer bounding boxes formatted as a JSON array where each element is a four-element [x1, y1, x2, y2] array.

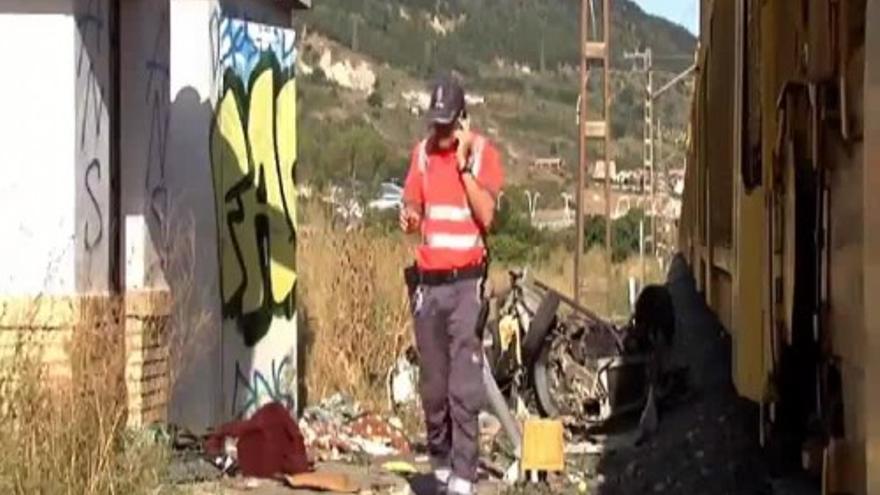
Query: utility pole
[[656, 119, 662, 258], [624, 50, 695, 260], [575, 0, 613, 311], [575, 0, 587, 303], [624, 48, 654, 255]]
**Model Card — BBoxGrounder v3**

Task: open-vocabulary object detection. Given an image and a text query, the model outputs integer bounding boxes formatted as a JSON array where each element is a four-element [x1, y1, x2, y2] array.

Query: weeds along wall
[[0, 0, 172, 430], [0, 0, 307, 434]]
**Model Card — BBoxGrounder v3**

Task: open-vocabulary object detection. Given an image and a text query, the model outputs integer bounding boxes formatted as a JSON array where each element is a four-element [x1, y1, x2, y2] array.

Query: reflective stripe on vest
[[426, 233, 482, 250], [417, 136, 486, 251], [426, 205, 472, 222]]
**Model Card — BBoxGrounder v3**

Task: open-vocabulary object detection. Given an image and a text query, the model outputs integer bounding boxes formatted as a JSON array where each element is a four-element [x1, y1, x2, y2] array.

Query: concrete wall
[[0, 0, 301, 433], [0, 1, 77, 296], [0, 0, 115, 296], [74, 0, 115, 294], [165, 0, 300, 430]]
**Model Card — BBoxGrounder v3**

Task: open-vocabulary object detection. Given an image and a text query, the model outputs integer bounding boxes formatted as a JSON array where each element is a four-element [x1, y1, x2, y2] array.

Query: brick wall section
[[0, 290, 171, 428], [125, 291, 172, 427]]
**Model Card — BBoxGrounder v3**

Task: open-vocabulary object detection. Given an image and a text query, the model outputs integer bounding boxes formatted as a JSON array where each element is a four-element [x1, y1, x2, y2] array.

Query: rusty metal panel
[[730, 0, 768, 403], [706, 0, 735, 249], [759, 0, 785, 392], [711, 269, 733, 331], [863, 1, 880, 492], [806, 0, 835, 81]]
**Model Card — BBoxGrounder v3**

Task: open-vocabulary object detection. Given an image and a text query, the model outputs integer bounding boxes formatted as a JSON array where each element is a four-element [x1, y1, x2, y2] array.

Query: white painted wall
[[0, 0, 300, 432], [118, 0, 218, 430], [0, 3, 76, 296]]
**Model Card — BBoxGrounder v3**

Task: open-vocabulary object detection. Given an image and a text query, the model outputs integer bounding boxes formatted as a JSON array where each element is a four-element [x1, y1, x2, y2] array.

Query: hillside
[[300, 0, 695, 75], [294, 0, 696, 206]]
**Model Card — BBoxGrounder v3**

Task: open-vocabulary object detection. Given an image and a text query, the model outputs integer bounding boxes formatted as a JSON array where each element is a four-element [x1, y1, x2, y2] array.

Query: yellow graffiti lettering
[[210, 68, 297, 317]]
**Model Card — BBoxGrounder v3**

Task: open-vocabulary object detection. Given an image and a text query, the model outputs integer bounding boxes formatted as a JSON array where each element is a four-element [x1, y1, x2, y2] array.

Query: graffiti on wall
[[75, 0, 111, 291], [76, 0, 106, 147], [84, 159, 104, 251], [210, 16, 298, 347], [210, 9, 296, 93], [232, 356, 294, 418], [145, 6, 171, 235]]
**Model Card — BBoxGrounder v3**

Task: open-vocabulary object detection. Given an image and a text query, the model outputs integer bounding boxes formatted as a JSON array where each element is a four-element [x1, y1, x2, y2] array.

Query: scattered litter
[[566, 441, 604, 456], [566, 433, 639, 456], [382, 461, 418, 475], [478, 458, 505, 479], [384, 486, 412, 495], [567, 472, 588, 488], [479, 412, 502, 451], [387, 347, 420, 412], [299, 393, 412, 462], [285, 471, 359, 493], [503, 460, 520, 485], [388, 417, 404, 430]]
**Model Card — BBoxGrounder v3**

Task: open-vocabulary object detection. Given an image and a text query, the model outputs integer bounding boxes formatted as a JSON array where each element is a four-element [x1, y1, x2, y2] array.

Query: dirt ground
[[181, 255, 819, 495], [577, 255, 818, 495]]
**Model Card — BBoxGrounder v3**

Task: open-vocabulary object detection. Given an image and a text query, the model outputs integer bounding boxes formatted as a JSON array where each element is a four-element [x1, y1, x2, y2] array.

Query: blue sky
[[632, 0, 699, 35]]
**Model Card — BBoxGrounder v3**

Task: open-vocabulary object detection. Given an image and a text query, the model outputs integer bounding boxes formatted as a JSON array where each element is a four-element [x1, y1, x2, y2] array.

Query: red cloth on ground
[[204, 402, 311, 478]]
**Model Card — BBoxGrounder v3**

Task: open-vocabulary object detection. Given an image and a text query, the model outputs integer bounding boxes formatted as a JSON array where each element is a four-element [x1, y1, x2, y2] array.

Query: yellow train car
[[679, 0, 880, 492]]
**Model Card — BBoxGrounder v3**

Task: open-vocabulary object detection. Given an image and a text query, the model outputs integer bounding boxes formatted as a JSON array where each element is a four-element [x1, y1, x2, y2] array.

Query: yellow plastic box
[[521, 418, 565, 472]]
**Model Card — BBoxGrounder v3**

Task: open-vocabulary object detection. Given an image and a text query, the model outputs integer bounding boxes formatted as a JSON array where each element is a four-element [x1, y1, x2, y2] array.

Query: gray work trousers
[[411, 277, 485, 486]]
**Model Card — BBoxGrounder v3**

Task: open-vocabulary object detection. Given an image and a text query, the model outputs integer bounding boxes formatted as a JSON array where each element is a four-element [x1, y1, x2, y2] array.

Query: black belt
[[416, 264, 485, 286]]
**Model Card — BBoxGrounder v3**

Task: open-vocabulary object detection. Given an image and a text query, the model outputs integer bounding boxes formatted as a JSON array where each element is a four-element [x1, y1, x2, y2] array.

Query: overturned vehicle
[[483, 270, 686, 428]]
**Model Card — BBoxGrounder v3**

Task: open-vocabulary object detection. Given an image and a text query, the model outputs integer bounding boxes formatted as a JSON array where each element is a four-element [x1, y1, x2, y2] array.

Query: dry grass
[[0, 209, 209, 494], [298, 202, 413, 408], [298, 201, 669, 407], [0, 300, 170, 495], [515, 246, 666, 319]]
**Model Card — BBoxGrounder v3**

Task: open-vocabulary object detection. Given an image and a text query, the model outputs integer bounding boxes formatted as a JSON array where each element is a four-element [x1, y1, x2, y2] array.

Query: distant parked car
[[368, 182, 403, 211]]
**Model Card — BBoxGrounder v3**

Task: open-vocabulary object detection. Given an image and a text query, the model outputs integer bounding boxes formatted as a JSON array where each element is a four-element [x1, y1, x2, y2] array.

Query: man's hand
[[454, 120, 474, 172], [399, 206, 421, 234]]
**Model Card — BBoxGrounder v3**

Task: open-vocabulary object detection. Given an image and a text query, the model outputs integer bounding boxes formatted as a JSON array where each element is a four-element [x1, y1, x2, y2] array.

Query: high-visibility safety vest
[[404, 134, 502, 271]]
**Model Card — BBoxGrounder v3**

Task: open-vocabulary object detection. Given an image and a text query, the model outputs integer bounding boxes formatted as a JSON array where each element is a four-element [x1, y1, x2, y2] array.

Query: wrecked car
[[484, 270, 686, 429], [389, 269, 687, 433]]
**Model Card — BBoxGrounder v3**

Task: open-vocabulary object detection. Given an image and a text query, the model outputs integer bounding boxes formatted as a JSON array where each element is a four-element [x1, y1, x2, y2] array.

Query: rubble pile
[[299, 394, 412, 461]]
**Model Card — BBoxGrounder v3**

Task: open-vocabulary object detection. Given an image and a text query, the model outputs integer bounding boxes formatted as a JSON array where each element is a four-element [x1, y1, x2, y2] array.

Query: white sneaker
[[434, 468, 450, 494], [447, 476, 474, 495]]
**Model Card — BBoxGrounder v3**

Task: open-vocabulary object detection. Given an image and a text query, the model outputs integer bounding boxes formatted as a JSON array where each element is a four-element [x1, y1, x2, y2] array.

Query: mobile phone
[[457, 110, 470, 131]]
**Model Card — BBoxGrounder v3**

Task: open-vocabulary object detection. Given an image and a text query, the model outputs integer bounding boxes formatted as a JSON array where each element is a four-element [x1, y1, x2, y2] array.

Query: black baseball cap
[[426, 75, 466, 125]]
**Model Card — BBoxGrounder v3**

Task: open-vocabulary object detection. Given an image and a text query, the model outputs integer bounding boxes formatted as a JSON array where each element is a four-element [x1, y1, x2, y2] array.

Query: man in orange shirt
[[400, 75, 503, 495]]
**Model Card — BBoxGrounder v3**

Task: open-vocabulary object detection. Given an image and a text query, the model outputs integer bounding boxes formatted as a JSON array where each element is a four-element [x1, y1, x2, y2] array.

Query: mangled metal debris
[[479, 269, 685, 435]]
